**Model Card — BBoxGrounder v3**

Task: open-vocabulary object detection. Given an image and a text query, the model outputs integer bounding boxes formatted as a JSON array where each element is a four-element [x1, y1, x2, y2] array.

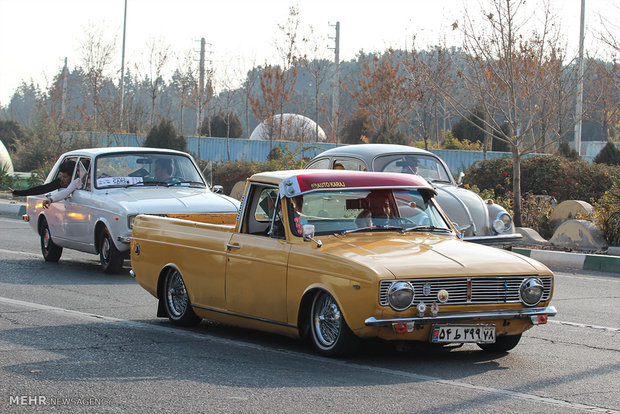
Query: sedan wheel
[[163, 268, 201, 326], [310, 291, 359, 357], [40, 220, 62, 262], [478, 333, 522, 352], [99, 228, 123, 274]]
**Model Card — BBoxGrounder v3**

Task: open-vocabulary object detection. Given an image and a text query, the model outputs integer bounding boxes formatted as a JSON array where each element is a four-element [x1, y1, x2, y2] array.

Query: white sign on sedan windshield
[[97, 176, 144, 187]]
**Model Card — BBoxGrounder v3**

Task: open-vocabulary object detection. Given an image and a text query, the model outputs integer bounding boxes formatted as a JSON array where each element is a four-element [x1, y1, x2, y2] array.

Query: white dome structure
[[0, 139, 13, 175], [250, 113, 327, 142]]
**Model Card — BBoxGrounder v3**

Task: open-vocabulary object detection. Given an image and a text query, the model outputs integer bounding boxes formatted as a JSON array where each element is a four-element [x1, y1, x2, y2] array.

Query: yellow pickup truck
[[130, 169, 556, 357]]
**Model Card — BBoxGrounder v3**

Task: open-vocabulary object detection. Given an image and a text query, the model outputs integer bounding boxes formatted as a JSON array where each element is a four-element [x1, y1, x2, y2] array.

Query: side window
[[243, 185, 282, 237], [306, 158, 330, 169], [334, 158, 367, 171], [77, 157, 91, 191]]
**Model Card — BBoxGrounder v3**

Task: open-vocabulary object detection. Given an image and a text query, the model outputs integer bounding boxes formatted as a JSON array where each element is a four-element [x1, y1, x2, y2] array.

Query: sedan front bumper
[[463, 233, 523, 246], [365, 305, 557, 326]]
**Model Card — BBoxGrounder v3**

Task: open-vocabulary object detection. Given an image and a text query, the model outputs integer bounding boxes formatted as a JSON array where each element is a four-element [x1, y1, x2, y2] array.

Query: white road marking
[[550, 319, 620, 332], [0, 296, 616, 413], [0, 248, 40, 258]]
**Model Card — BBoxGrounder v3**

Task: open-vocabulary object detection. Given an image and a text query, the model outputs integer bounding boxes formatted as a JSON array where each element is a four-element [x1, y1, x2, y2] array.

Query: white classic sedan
[[23, 147, 240, 273]]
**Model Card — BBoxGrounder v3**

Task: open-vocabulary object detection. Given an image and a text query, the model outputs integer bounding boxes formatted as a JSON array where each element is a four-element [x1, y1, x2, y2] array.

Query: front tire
[[478, 334, 522, 352], [309, 291, 359, 357], [162, 268, 201, 326], [40, 220, 62, 262], [99, 227, 123, 274]]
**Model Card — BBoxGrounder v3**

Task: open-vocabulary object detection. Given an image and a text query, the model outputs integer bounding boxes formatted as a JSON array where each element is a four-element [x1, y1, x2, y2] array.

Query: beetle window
[[333, 158, 367, 171], [305, 158, 330, 169], [374, 155, 452, 183]]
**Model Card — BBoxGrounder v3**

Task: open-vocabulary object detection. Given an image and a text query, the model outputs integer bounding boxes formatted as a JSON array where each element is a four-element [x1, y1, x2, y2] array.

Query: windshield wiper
[[166, 180, 205, 187], [341, 225, 404, 235], [401, 225, 451, 233]]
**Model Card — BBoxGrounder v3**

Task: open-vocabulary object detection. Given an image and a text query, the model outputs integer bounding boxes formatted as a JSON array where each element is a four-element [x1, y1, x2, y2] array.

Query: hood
[[433, 185, 489, 237], [318, 233, 547, 278], [102, 187, 240, 214]]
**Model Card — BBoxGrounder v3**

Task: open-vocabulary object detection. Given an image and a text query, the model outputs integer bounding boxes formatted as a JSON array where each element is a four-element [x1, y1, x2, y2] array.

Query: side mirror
[[457, 172, 465, 186], [302, 224, 322, 248], [212, 185, 223, 194]]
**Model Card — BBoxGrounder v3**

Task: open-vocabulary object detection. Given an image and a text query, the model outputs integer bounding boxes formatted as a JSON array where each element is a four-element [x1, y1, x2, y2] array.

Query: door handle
[[226, 243, 241, 251]]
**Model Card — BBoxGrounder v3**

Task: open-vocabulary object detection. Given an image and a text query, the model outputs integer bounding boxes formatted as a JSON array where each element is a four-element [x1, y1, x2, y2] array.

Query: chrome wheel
[[312, 293, 342, 348], [162, 268, 200, 326], [309, 291, 358, 356], [99, 228, 123, 273], [166, 269, 189, 319]]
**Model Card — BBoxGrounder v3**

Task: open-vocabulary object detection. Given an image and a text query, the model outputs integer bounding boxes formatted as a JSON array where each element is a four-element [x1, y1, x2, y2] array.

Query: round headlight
[[520, 278, 544, 306], [492, 212, 512, 233], [388, 281, 415, 311]]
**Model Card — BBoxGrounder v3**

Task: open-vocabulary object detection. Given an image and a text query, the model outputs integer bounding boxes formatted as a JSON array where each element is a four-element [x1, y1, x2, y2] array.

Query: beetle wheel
[[309, 291, 359, 357], [40, 220, 62, 262], [163, 268, 201, 326]]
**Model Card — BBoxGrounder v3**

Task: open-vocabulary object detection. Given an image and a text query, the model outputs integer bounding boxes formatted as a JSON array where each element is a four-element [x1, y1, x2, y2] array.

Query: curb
[[514, 248, 620, 274], [0, 200, 26, 218]]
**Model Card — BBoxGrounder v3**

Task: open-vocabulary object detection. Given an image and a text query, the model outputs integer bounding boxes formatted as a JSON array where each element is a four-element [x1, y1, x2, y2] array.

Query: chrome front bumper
[[365, 306, 557, 326]]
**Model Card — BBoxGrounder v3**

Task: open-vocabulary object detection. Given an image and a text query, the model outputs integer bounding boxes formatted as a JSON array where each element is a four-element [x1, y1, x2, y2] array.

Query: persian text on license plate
[[431, 325, 495, 343]]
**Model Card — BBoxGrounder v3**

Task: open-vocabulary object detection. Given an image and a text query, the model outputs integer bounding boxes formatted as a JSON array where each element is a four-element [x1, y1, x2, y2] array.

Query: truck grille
[[379, 276, 553, 306]]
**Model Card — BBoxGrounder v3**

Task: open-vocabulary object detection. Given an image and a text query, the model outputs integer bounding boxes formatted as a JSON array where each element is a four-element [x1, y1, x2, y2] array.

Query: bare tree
[[347, 49, 419, 140], [137, 37, 171, 126], [417, 0, 580, 226], [79, 22, 116, 128], [299, 25, 333, 142], [171, 50, 196, 136]]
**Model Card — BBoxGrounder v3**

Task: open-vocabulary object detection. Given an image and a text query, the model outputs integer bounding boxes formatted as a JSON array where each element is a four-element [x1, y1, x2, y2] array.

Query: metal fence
[[65, 131, 527, 174]]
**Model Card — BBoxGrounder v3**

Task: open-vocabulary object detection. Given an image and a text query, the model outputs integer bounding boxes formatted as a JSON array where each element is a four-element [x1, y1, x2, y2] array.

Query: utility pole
[[196, 37, 206, 160], [329, 21, 340, 143], [574, 0, 586, 156], [61, 58, 68, 119], [120, 0, 127, 130]]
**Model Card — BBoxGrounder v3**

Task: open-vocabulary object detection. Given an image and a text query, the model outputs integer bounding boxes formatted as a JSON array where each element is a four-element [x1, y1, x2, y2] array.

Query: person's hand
[[8, 187, 15, 196], [42, 198, 51, 209]]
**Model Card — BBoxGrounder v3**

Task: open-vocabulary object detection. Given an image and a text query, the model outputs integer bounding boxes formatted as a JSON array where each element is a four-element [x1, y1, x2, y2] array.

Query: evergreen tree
[[143, 119, 187, 152], [203, 112, 243, 138], [593, 140, 620, 165], [558, 140, 580, 160]]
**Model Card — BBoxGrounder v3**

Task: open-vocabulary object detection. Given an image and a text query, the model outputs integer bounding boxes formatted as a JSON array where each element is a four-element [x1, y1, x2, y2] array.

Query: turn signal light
[[530, 314, 548, 325], [392, 322, 414, 333]]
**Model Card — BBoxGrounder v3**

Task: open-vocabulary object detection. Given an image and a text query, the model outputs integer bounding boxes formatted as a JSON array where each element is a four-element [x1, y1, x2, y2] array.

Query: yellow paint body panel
[[130, 172, 554, 343]]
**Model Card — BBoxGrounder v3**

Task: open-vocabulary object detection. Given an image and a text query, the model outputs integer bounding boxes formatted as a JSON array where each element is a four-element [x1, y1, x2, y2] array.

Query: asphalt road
[[0, 216, 619, 413]]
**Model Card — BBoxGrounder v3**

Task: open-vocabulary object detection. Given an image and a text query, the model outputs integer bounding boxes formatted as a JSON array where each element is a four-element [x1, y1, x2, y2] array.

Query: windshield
[[287, 189, 451, 236], [374, 154, 453, 183], [94, 152, 206, 189]]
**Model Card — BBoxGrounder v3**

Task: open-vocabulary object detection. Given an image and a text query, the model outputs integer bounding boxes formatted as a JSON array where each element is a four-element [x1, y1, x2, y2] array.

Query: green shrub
[[143, 119, 188, 152], [592, 177, 620, 246], [464, 155, 620, 202]]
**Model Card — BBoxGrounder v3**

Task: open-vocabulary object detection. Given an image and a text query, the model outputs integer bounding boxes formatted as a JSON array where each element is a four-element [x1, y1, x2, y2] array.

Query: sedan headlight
[[127, 214, 137, 229], [388, 281, 415, 311], [519, 278, 544, 306], [492, 212, 512, 233]]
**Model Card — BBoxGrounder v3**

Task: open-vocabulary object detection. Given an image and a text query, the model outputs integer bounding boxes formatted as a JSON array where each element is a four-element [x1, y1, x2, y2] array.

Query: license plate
[[431, 324, 496, 343]]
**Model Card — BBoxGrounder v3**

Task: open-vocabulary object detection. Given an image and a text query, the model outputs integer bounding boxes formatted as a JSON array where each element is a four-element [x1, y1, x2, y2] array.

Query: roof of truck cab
[[250, 169, 435, 197]]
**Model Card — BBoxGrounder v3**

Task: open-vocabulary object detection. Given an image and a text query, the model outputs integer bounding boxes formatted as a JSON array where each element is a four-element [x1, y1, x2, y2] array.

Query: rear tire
[[99, 228, 123, 274], [309, 291, 359, 357], [478, 333, 522, 352], [40, 220, 62, 262], [162, 268, 201, 326]]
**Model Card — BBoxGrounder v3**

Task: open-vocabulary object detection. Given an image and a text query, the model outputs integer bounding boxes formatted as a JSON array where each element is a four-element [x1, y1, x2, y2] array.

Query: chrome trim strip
[[463, 233, 523, 244], [117, 235, 132, 244], [364, 305, 557, 326], [191, 304, 297, 329]]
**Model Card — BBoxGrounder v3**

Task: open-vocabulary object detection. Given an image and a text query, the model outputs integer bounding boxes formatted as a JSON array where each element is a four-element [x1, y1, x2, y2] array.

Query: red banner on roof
[[279, 171, 433, 198]]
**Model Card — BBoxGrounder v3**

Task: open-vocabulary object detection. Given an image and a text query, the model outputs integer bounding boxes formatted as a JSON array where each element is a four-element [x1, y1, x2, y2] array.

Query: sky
[[0, 0, 618, 106]]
